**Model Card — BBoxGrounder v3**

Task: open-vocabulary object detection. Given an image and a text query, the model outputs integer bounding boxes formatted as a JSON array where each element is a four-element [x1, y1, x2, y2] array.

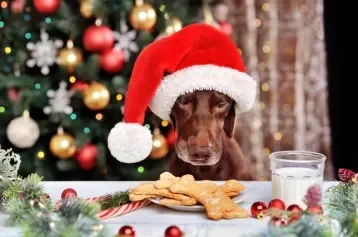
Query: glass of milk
[[269, 151, 326, 209]]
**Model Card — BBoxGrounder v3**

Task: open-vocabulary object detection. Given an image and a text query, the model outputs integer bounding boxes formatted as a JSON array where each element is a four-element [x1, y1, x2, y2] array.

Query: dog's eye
[[218, 102, 228, 108], [178, 96, 191, 105]]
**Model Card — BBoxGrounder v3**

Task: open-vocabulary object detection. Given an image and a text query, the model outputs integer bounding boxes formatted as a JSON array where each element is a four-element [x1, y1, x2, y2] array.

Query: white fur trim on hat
[[108, 122, 153, 163], [149, 65, 257, 120]]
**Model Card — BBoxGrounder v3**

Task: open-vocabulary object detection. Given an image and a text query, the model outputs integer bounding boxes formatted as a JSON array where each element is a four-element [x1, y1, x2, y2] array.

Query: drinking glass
[[269, 151, 326, 208]]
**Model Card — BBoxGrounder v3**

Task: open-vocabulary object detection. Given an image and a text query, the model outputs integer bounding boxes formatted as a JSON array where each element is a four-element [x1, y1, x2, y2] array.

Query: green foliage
[[98, 189, 130, 210], [20, 199, 109, 237], [250, 215, 337, 237]]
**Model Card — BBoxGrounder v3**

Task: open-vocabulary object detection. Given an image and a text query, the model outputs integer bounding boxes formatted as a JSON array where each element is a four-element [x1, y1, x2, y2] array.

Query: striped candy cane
[[56, 196, 151, 220]]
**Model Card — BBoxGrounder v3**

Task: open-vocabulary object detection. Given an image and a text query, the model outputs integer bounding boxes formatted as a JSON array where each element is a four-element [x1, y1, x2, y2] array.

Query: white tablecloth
[[0, 181, 337, 237]]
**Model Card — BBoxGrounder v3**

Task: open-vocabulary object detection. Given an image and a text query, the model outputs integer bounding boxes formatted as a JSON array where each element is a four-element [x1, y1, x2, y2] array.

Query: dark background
[[324, 0, 357, 178]]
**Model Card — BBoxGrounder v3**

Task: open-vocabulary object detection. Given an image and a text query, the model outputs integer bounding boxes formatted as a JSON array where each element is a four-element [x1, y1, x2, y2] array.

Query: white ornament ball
[[6, 116, 40, 148]]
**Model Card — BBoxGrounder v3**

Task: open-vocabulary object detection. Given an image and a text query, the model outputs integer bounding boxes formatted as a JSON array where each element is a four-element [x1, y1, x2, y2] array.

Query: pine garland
[[97, 189, 130, 210]]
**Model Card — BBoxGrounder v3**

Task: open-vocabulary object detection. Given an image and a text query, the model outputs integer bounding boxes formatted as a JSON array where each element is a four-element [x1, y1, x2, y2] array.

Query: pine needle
[[98, 189, 130, 210]]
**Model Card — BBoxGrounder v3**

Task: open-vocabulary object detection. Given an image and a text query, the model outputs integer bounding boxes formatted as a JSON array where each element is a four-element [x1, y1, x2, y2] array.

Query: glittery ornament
[[250, 201, 267, 218], [61, 188, 77, 199], [118, 225, 135, 237], [165, 225, 183, 237], [306, 204, 323, 215], [268, 199, 286, 210]]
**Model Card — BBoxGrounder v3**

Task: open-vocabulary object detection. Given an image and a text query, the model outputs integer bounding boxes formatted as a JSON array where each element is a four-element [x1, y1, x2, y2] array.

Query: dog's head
[[170, 90, 236, 166]]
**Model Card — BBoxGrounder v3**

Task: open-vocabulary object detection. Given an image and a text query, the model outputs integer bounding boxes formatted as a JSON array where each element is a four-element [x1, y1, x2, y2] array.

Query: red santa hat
[[108, 23, 257, 163]]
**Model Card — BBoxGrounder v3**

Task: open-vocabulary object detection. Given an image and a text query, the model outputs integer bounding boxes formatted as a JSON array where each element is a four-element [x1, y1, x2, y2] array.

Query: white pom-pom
[[108, 122, 153, 163]]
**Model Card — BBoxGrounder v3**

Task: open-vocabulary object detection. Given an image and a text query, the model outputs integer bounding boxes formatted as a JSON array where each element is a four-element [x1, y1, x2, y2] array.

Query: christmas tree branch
[[97, 189, 131, 210]]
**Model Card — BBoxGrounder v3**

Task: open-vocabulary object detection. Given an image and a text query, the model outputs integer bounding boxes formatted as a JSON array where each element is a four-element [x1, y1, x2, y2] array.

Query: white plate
[[148, 192, 246, 212]]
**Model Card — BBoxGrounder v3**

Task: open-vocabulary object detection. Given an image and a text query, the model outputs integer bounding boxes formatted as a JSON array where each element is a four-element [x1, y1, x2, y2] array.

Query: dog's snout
[[188, 145, 212, 159]]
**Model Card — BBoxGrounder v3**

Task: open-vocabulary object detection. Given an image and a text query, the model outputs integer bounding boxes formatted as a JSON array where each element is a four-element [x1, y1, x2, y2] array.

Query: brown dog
[[167, 90, 256, 181]]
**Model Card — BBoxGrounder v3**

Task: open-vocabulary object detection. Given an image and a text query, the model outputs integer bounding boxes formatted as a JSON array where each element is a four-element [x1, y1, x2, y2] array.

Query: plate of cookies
[[129, 172, 248, 220]]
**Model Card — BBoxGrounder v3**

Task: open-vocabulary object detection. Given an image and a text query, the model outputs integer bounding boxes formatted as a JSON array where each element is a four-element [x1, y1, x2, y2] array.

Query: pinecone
[[338, 168, 356, 182], [304, 184, 322, 206]]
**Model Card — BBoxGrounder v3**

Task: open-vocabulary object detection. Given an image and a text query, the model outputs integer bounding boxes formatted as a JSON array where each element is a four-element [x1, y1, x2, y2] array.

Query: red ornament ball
[[33, 0, 60, 14], [100, 47, 125, 73], [71, 80, 89, 92], [76, 144, 98, 170], [61, 188, 78, 199], [83, 25, 114, 53], [287, 204, 302, 212], [269, 216, 288, 227], [219, 21, 233, 37], [288, 214, 301, 224], [118, 225, 135, 237], [306, 204, 323, 215], [250, 201, 267, 218], [165, 226, 182, 237], [268, 199, 286, 210]]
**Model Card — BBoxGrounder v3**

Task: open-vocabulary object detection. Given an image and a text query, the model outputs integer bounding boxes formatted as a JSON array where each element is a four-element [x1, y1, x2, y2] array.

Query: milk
[[271, 167, 323, 209]]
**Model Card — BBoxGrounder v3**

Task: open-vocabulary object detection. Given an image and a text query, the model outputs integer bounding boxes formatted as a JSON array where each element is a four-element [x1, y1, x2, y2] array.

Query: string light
[[274, 132, 282, 141], [161, 120, 169, 127], [95, 113, 103, 120], [25, 32, 31, 39], [69, 76, 76, 83], [259, 102, 265, 110], [0, 21, 4, 28], [45, 17, 51, 23], [4, 47, 11, 54], [34, 83, 41, 89], [262, 3, 271, 12], [70, 113, 77, 120], [261, 83, 270, 91], [262, 45, 271, 53], [252, 119, 262, 129], [254, 19, 262, 27], [0, 106, 5, 113], [263, 148, 270, 156], [37, 151, 45, 159], [24, 14, 30, 21], [116, 94, 123, 101], [144, 124, 150, 129], [83, 127, 90, 133], [137, 166, 144, 173], [1, 1, 8, 8]]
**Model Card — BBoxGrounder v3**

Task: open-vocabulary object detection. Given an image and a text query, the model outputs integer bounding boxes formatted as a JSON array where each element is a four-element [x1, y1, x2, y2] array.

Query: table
[[0, 181, 337, 237]]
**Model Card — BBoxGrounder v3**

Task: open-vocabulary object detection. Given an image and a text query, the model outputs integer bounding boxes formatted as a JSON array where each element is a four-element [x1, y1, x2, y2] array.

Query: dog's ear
[[170, 114, 176, 130], [223, 103, 236, 138]]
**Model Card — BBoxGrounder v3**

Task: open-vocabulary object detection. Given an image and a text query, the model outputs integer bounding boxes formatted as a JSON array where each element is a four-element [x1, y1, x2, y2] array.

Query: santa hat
[[108, 23, 257, 163]]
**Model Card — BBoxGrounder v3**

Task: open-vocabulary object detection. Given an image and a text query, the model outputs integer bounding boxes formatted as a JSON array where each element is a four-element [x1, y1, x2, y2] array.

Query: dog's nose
[[188, 145, 212, 159]]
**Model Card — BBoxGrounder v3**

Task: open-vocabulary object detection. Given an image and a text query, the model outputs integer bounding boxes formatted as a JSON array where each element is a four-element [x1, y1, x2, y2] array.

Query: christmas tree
[[0, 0, 231, 181]]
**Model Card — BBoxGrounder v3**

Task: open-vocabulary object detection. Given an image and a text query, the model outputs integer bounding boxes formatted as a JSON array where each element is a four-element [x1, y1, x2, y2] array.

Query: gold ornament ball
[[83, 83, 110, 110], [129, 3, 157, 31], [150, 129, 169, 159], [80, 0, 93, 18], [165, 17, 183, 35], [50, 133, 76, 159], [58, 47, 83, 72]]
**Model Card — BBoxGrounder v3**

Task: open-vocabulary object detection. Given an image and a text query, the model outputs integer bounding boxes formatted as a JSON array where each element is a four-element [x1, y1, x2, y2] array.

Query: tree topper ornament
[[44, 81, 73, 115], [26, 29, 63, 75], [0, 148, 21, 180]]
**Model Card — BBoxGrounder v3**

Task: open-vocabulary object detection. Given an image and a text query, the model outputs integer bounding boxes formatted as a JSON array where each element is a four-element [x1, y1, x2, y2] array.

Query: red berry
[[118, 225, 135, 237], [268, 199, 286, 210], [269, 216, 288, 227], [61, 188, 77, 199], [250, 201, 267, 218], [306, 204, 323, 215], [165, 226, 182, 237], [338, 168, 356, 182]]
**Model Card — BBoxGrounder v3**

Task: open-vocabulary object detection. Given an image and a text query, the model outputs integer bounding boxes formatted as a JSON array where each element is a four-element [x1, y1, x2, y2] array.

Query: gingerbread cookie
[[130, 182, 197, 205], [169, 176, 248, 220], [218, 180, 245, 197], [154, 172, 180, 189]]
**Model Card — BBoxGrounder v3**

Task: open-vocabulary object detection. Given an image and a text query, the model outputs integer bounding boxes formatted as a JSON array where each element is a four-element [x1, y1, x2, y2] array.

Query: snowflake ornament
[[113, 19, 139, 61], [0, 148, 21, 180], [43, 81, 73, 115], [26, 29, 63, 75]]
